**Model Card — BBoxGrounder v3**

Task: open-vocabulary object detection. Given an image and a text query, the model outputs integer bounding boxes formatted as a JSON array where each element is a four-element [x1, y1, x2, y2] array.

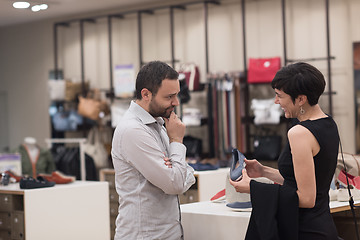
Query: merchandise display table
[[193, 168, 229, 202], [330, 199, 360, 213], [181, 199, 360, 240], [181, 201, 251, 240], [0, 181, 110, 240], [178, 167, 229, 204]]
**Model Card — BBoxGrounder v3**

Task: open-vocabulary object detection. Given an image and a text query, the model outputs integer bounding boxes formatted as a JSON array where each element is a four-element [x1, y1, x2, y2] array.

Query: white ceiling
[[0, 0, 177, 27]]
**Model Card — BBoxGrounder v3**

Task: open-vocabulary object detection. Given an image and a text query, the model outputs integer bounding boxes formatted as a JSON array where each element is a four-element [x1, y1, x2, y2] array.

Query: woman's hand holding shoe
[[229, 169, 251, 194]]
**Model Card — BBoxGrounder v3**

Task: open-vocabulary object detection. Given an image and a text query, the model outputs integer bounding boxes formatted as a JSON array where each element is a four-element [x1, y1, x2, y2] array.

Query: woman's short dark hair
[[271, 62, 326, 106], [135, 61, 179, 99]]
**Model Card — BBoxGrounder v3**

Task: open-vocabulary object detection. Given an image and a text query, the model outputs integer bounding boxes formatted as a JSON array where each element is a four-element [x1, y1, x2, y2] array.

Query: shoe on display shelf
[[5, 170, 22, 182], [19, 176, 55, 189], [38, 171, 76, 184], [226, 201, 252, 212]]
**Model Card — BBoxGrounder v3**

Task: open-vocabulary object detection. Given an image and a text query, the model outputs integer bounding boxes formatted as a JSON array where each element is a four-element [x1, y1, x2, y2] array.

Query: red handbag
[[247, 57, 281, 83], [178, 63, 201, 91]]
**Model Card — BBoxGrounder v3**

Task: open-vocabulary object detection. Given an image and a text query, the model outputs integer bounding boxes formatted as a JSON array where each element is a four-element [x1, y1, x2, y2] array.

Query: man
[[111, 61, 196, 240]]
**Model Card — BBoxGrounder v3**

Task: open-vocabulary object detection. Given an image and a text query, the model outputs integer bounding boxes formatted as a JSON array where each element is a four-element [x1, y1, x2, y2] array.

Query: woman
[[230, 62, 340, 239]]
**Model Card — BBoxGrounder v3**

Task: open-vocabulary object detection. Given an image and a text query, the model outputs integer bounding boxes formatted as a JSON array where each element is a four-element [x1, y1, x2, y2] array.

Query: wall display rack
[[240, 0, 335, 154], [51, 0, 335, 159], [52, 0, 222, 158]]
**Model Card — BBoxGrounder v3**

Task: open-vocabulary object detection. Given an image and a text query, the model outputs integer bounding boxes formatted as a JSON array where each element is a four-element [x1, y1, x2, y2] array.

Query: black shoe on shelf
[[19, 176, 55, 189]]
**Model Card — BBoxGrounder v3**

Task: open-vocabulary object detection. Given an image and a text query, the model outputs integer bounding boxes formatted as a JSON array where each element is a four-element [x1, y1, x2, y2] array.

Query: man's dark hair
[[135, 61, 179, 99], [271, 62, 326, 106]]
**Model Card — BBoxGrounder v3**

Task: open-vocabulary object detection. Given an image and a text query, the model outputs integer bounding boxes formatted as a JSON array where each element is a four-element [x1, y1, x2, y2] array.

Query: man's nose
[[173, 96, 180, 106]]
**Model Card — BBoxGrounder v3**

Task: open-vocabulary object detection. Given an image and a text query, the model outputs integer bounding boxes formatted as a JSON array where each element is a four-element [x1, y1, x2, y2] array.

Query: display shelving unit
[[52, 0, 221, 158], [240, 0, 335, 154]]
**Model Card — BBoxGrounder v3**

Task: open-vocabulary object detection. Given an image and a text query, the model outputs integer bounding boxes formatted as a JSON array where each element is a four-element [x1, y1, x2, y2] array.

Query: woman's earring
[[300, 106, 305, 115]]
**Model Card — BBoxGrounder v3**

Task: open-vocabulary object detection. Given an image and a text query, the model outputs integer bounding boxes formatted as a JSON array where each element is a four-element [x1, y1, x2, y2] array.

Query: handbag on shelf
[[110, 101, 130, 128], [48, 79, 66, 101], [253, 135, 281, 161], [248, 57, 281, 83], [52, 110, 83, 131], [178, 63, 201, 91], [77, 89, 109, 121], [83, 127, 109, 169], [78, 95, 101, 121], [183, 135, 202, 159], [178, 79, 191, 104], [251, 98, 282, 125], [252, 127, 282, 161], [65, 80, 89, 101]]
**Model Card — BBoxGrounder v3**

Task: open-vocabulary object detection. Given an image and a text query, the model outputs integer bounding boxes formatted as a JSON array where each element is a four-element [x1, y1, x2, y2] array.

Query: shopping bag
[[248, 57, 281, 83]]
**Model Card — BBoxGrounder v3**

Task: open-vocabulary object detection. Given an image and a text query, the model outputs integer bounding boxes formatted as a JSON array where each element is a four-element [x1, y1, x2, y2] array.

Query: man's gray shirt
[[111, 101, 195, 240]]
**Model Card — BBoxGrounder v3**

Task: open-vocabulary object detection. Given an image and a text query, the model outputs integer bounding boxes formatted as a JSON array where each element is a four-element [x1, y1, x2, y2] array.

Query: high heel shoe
[[230, 148, 246, 181]]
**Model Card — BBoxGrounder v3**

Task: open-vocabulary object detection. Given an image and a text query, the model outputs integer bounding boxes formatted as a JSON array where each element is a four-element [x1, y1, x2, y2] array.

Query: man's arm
[[119, 126, 195, 195]]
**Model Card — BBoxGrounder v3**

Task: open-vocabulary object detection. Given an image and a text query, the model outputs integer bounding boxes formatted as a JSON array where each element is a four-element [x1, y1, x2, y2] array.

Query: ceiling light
[[31, 4, 48, 12], [31, 5, 41, 12], [40, 4, 48, 10], [13, 1, 30, 9]]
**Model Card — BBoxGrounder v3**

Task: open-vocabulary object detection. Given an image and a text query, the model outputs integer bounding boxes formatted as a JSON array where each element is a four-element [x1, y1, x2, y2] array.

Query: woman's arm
[[245, 159, 284, 184], [288, 125, 318, 208], [262, 165, 284, 184]]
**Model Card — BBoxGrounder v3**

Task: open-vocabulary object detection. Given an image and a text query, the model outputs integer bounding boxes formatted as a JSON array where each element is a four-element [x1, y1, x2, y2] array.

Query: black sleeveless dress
[[278, 116, 340, 239]]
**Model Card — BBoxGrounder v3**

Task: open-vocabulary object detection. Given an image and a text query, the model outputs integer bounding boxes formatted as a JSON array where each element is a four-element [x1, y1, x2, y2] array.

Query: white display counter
[[181, 201, 251, 240], [0, 181, 110, 240], [181, 199, 360, 240]]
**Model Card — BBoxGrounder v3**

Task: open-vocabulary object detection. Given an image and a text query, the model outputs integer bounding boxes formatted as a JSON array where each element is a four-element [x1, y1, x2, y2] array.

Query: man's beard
[[148, 100, 173, 118]]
